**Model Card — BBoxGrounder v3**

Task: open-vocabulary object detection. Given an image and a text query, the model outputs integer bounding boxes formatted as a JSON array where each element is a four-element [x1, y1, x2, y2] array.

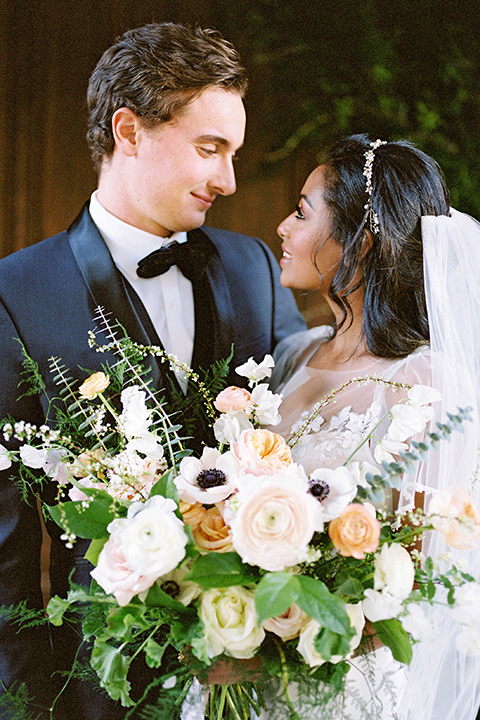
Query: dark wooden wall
[[0, 0, 331, 325]]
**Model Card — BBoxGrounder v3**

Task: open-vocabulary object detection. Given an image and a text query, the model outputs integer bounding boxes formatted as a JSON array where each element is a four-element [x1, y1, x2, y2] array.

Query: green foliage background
[[221, 0, 480, 215]]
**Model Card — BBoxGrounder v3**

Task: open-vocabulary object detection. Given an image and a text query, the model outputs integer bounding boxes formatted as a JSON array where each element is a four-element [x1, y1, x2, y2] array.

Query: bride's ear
[[360, 230, 374, 263]]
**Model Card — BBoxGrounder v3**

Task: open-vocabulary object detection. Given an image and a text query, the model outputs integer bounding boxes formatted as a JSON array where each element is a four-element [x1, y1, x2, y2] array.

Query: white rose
[[19, 445, 48, 469], [309, 466, 358, 520], [109, 495, 188, 577], [374, 543, 415, 600], [400, 604, 437, 642], [0, 445, 12, 470], [235, 355, 275, 387], [199, 586, 265, 659], [297, 605, 364, 668], [118, 386, 151, 437], [248, 384, 282, 426], [214, 411, 254, 446], [362, 589, 403, 622]]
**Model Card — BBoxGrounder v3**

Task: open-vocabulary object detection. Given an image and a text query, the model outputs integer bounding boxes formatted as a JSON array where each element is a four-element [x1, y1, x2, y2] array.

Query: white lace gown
[[257, 326, 435, 720]]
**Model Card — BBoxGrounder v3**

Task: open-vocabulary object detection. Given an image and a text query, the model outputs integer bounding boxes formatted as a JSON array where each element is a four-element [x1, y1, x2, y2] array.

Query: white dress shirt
[[89, 192, 194, 391]]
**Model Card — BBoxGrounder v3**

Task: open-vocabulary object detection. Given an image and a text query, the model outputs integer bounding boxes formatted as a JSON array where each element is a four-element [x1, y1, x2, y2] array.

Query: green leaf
[[150, 468, 179, 504], [144, 638, 169, 669], [143, 582, 188, 612], [314, 626, 353, 662], [48, 490, 123, 538], [296, 576, 352, 635], [46, 596, 72, 626], [185, 552, 257, 589], [84, 537, 108, 566], [106, 605, 150, 640], [91, 639, 134, 706], [254, 572, 299, 625], [372, 618, 413, 664]]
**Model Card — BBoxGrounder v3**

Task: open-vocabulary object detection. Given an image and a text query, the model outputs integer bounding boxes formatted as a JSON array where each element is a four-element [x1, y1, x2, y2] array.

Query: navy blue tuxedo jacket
[[0, 205, 304, 718]]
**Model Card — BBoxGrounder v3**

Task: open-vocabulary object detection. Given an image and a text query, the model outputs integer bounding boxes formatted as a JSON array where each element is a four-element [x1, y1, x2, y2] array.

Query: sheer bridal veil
[[404, 209, 480, 720]]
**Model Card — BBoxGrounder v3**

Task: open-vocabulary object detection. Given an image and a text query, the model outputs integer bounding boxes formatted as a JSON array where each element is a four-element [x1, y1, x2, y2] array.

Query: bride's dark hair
[[320, 133, 450, 358]]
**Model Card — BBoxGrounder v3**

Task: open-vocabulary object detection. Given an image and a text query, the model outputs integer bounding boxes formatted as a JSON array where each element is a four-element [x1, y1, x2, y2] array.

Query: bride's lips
[[191, 192, 216, 209], [280, 245, 292, 266]]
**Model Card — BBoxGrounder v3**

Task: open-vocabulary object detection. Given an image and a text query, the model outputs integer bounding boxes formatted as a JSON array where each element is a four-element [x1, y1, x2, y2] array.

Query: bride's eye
[[295, 203, 305, 220]]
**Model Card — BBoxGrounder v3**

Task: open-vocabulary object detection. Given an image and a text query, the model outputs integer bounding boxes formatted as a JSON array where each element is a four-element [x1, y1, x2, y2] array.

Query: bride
[[261, 134, 480, 719]]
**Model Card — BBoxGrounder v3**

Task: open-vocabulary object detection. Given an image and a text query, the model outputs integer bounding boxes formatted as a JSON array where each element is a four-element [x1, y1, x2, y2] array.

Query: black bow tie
[[136, 237, 214, 282]]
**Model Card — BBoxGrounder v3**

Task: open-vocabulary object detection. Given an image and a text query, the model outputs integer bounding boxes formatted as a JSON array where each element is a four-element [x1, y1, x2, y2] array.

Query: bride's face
[[277, 165, 342, 293]]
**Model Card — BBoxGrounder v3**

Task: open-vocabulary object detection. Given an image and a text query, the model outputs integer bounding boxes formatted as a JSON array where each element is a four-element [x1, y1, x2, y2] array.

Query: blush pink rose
[[91, 537, 158, 606], [214, 386, 252, 413], [428, 488, 480, 550], [328, 503, 381, 559], [233, 429, 292, 476], [263, 603, 310, 640]]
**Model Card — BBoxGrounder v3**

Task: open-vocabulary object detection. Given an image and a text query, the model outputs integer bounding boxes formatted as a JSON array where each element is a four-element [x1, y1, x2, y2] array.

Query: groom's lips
[[192, 192, 216, 209]]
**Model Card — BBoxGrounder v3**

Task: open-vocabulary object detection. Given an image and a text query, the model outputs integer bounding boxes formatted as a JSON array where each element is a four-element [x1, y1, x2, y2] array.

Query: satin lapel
[[189, 227, 236, 366], [67, 205, 161, 387]]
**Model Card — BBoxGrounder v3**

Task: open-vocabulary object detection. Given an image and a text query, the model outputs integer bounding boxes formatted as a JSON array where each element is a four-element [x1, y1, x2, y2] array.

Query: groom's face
[[119, 87, 246, 237]]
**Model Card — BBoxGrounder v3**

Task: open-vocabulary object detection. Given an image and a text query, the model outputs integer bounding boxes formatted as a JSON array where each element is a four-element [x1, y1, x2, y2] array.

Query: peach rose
[[233, 429, 292, 475], [214, 386, 252, 413], [179, 499, 208, 531], [263, 603, 310, 640], [78, 371, 110, 399], [192, 505, 233, 553], [328, 503, 381, 559], [428, 488, 480, 550]]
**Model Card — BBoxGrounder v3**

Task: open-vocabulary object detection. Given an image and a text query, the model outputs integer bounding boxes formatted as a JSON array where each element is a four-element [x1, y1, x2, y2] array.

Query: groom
[[0, 22, 304, 719]]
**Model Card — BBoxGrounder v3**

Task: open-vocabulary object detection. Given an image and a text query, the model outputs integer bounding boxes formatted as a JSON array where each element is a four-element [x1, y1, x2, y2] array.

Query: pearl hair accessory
[[363, 139, 387, 234]]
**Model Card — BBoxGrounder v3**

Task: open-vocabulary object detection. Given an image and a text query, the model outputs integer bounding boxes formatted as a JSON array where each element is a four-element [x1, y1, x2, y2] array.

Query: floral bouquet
[[2, 311, 480, 720]]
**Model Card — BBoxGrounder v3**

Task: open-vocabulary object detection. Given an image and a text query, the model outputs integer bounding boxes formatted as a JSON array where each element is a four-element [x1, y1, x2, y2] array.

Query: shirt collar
[[89, 191, 187, 280]]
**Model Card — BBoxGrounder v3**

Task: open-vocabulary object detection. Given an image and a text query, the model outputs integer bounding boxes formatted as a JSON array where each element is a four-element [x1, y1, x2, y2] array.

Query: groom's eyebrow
[[300, 193, 314, 209]]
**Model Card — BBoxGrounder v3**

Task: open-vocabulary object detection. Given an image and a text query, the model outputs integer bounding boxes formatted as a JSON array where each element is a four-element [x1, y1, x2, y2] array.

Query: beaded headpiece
[[363, 139, 387, 234]]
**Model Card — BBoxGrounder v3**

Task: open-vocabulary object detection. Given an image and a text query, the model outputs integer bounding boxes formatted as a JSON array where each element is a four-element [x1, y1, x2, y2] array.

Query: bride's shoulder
[[270, 325, 333, 390]]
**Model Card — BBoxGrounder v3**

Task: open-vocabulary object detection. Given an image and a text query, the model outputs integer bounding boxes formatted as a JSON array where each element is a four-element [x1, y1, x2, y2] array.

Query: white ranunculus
[[309, 466, 358, 520], [362, 589, 403, 622], [118, 386, 151, 437], [174, 447, 240, 504], [108, 495, 188, 577], [248, 384, 282, 426], [19, 445, 48, 469], [235, 355, 275, 387], [400, 604, 437, 642], [199, 585, 265, 659], [0, 445, 12, 470], [297, 608, 364, 668], [214, 410, 254, 445], [374, 543, 415, 600]]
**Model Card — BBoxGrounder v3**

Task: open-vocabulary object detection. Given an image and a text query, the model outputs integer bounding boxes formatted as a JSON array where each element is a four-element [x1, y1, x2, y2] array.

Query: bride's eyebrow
[[299, 193, 314, 209]]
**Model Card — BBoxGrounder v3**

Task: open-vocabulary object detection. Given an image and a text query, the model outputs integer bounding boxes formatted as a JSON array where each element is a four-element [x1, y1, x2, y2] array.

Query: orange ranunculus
[[179, 499, 208, 531], [78, 371, 110, 399], [192, 505, 233, 553], [233, 429, 292, 476], [328, 503, 381, 559]]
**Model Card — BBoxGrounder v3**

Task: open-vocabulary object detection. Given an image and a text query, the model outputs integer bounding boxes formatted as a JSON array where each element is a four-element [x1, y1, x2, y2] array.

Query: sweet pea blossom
[[428, 488, 480, 550], [451, 582, 480, 626], [0, 445, 12, 470], [19, 445, 48, 469], [199, 585, 265, 659], [362, 588, 403, 622], [373, 543, 415, 600], [308, 466, 358, 520], [108, 495, 188, 577], [248, 384, 282, 426], [78, 371, 110, 399], [118, 386, 152, 437], [387, 385, 441, 443], [232, 429, 292, 476], [174, 447, 240, 504], [214, 411, 254, 446], [229, 466, 324, 571], [235, 355, 275, 387], [400, 603, 437, 642]]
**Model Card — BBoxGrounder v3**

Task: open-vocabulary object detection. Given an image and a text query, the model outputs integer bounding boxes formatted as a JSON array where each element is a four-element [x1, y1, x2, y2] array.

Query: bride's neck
[[311, 307, 376, 371]]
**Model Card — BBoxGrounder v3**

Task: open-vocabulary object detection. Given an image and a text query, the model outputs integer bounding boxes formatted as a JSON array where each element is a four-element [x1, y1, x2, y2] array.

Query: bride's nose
[[277, 218, 290, 239]]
